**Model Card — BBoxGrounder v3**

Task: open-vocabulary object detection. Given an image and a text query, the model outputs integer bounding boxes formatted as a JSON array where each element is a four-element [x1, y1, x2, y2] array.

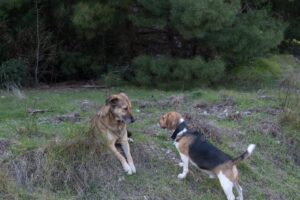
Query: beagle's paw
[[177, 173, 187, 179]]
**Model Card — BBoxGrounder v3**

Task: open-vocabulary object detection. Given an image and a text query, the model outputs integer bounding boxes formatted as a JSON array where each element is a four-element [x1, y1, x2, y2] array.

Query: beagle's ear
[[105, 95, 119, 106], [165, 113, 177, 130]]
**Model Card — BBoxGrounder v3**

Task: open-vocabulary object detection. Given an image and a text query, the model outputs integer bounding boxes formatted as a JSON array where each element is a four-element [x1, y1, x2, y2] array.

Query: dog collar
[[171, 121, 187, 140]]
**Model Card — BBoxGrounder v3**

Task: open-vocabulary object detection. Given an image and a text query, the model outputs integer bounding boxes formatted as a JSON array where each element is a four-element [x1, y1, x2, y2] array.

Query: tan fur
[[159, 111, 249, 200], [159, 112, 182, 130], [91, 93, 136, 175], [212, 162, 239, 182], [177, 135, 193, 156]]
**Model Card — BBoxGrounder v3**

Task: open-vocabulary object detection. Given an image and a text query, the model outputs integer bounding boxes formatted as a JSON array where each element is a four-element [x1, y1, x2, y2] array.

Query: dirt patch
[[193, 96, 246, 120], [40, 112, 81, 124], [0, 139, 12, 165], [182, 113, 228, 143], [248, 107, 282, 116], [260, 121, 282, 138], [79, 100, 99, 112], [133, 95, 188, 109]]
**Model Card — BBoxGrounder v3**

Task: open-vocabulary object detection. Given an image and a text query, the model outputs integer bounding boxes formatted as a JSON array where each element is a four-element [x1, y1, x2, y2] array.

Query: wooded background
[[0, 0, 299, 88]]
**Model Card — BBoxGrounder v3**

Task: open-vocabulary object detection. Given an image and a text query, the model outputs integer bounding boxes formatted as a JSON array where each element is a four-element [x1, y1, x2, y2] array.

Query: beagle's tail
[[232, 144, 256, 164]]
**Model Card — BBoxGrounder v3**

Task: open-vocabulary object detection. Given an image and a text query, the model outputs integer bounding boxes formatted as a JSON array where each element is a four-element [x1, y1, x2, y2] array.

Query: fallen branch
[[27, 108, 50, 115]]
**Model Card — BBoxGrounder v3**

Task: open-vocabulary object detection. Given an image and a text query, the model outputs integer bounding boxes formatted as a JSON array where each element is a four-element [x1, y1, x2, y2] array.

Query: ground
[[0, 85, 299, 200]]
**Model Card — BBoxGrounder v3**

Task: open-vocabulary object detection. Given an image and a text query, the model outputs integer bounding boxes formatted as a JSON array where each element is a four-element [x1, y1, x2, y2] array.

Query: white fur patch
[[178, 153, 189, 179], [107, 132, 114, 141], [177, 128, 187, 137], [174, 141, 179, 149], [218, 171, 235, 200], [179, 118, 184, 123], [247, 144, 256, 154]]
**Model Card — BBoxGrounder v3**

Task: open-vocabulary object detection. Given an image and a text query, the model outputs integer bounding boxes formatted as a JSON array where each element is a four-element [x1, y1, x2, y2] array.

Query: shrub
[[229, 57, 281, 88], [102, 65, 125, 87], [208, 10, 286, 65], [131, 55, 225, 88], [72, 2, 115, 38], [0, 58, 27, 88]]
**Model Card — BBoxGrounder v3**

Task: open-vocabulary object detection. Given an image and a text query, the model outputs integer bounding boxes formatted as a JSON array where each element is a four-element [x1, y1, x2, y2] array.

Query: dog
[[159, 111, 256, 200], [91, 93, 136, 175]]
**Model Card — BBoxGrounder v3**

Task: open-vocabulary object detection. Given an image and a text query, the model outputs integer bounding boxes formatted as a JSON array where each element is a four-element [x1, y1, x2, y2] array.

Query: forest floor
[[0, 55, 300, 200]]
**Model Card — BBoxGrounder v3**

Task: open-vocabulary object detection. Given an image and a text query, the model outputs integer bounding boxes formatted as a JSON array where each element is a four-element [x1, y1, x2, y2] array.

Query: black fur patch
[[188, 132, 231, 170], [171, 121, 188, 140]]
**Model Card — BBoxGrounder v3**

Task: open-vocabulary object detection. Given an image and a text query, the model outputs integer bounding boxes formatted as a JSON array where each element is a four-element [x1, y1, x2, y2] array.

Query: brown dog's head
[[106, 93, 135, 124], [159, 112, 182, 130]]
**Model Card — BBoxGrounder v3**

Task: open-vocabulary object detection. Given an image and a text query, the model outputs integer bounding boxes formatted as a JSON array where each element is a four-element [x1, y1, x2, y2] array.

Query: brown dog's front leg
[[108, 141, 132, 175], [120, 138, 136, 174]]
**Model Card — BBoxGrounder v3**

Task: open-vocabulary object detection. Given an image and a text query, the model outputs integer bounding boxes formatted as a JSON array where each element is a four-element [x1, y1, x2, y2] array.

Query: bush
[[208, 10, 286, 65], [102, 65, 125, 87], [229, 57, 281, 88], [170, 0, 238, 39], [131, 55, 225, 88], [72, 2, 115, 38], [0, 58, 27, 88]]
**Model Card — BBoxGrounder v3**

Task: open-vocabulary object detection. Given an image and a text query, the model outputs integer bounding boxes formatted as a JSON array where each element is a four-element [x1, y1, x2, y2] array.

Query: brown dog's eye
[[124, 107, 128, 111]]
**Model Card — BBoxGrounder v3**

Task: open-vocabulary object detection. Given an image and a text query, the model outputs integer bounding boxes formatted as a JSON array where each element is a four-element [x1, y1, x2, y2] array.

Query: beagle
[[159, 111, 255, 200]]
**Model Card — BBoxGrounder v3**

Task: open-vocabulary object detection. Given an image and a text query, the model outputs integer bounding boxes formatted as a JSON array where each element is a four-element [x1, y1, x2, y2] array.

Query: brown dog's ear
[[106, 95, 119, 106], [119, 93, 132, 107], [97, 105, 110, 117]]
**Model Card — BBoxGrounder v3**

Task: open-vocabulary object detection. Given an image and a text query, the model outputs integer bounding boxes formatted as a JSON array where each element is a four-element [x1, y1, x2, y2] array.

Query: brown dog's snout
[[130, 115, 135, 123], [123, 113, 135, 124]]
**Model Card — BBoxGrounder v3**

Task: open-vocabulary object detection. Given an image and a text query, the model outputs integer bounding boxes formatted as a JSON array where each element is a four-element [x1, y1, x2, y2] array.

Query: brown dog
[[91, 93, 136, 175], [159, 112, 255, 200]]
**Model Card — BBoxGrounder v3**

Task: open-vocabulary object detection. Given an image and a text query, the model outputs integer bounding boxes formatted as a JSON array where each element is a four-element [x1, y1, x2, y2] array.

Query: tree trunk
[[35, 0, 40, 84]]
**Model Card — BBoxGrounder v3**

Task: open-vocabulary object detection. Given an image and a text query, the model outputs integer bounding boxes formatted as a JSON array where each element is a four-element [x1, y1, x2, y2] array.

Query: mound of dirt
[[182, 113, 226, 143], [40, 112, 81, 124], [3, 134, 177, 197]]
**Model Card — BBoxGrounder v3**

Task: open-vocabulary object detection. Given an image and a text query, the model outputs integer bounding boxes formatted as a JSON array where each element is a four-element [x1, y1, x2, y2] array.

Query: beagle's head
[[159, 112, 183, 130], [105, 93, 135, 124]]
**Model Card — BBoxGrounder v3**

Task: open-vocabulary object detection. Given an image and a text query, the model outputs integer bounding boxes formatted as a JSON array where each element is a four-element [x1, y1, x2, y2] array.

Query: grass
[[0, 55, 300, 200]]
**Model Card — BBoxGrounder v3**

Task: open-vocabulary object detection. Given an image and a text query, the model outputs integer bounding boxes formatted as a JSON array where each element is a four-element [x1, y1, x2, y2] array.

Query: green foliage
[[230, 57, 281, 88], [131, 55, 225, 88], [0, 0, 294, 87], [208, 10, 286, 65], [58, 52, 103, 80], [130, 0, 170, 28], [102, 65, 125, 87], [0, 58, 27, 88], [170, 0, 239, 39], [72, 2, 115, 38]]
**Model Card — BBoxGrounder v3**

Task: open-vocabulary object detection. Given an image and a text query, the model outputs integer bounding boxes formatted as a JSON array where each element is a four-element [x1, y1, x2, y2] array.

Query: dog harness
[[171, 121, 188, 140]]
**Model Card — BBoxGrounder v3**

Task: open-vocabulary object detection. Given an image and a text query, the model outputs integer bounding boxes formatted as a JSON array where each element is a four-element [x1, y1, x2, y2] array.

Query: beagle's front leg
[[178, 153, 189, 179]]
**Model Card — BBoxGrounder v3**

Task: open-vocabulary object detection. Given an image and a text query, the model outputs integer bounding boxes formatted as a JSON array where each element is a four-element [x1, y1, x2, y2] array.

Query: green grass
[[0, 55, 299, 199], [0, 85, 299, 200]]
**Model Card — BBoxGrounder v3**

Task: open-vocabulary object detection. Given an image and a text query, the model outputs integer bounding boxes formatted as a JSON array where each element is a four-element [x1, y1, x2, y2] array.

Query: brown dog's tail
[[232, 144, 256, 164]]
